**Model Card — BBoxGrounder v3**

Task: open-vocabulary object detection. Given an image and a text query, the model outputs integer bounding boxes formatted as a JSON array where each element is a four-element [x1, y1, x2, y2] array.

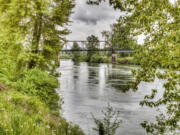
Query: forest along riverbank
[[57, 60, 164, 135], [60, 54, 139, 65]]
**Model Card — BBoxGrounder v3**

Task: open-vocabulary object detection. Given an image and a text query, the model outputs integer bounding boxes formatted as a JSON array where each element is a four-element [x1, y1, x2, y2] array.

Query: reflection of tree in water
[[88, 68, 99, 85], [73, 62, 80, 67], [73, 63, 80, 80], [107, 70, 132, 92]]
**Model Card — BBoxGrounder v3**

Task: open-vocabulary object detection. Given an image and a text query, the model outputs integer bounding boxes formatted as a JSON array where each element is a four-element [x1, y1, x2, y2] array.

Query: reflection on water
[[57, 60, 164, 135]]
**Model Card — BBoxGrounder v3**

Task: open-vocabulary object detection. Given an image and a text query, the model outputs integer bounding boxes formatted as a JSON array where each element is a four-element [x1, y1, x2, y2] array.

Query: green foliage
[[71, 42, 81, 62], [0, 0, 85, 134], [90, 53, 103, 63], [117, 57, 133, 65], [79, 54, 88, 62], [0, 0, 75, 73], [61, 54, 72, 59], [102, 19, 137, 51], [69, 52, 138, 65], [92, 104, 122, 135], [101, 56, 112, 63], [86, 35, 100, 62], [88, 0, 180, 134], [16, 68, 60, 113], [0, 90, 84, 135]]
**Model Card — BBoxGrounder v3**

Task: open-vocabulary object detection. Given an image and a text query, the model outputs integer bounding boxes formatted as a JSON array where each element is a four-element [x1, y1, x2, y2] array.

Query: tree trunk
[[29, 12, 43, 69]]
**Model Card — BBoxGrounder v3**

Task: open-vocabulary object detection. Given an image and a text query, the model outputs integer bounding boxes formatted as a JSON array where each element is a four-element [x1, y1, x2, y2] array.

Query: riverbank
[[0, 89, 84, 135], [61, 54, 139, 65], [0, 68, 84, 135]]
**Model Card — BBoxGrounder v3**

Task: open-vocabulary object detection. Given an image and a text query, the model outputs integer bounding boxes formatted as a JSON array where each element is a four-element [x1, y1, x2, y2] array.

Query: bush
[[72, 52, 81, 62], [60, 54, 72, 59], [117, 57, 133, 64], [79, 54, 88, 62], [101, 56, 111, 63], [92, 104, 122, 135], [0, 90, 84, 135], [90, 53, 103, 63], [16, 68, 60, 113]]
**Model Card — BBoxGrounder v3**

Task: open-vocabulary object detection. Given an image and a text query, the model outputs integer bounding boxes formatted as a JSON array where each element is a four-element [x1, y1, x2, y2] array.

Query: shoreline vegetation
[[60, 54, 139, 65], [0, 89, 84, 135], [0, 0, 179, 134], [0, 0, 85, 134], [0, 69, 84, 135]]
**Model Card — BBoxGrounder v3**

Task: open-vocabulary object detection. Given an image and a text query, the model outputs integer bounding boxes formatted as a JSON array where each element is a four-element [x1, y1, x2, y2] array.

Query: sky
[[66, 0, 122, 41], [66, 0, 176, 46]]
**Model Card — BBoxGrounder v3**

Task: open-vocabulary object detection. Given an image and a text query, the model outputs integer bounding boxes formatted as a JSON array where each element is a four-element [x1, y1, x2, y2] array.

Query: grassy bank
[[0, 90, 84, 135], [0, 68, 84, 135]]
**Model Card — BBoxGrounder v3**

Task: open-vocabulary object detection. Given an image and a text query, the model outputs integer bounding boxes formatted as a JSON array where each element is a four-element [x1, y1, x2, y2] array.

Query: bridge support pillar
[[112, 52, 117, 64]]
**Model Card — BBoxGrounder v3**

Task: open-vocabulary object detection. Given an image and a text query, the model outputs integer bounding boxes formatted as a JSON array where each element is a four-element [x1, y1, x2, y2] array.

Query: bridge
[[62, 40, 133, 53], [61, 40, 133, 63]]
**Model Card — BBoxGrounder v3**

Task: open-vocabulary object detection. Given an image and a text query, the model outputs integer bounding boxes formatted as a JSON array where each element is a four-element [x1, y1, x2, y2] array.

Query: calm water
[[57, 60, 164, 135]]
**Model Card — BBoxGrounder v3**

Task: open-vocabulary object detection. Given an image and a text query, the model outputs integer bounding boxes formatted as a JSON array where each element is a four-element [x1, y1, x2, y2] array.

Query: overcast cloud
[[66, 1, 121, 41], [66, 0, 177, 44]]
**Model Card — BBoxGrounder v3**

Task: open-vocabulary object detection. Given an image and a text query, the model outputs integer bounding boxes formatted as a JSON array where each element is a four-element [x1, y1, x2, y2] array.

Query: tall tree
[[86, 35, 100, 62], [71, 42, 81, 62], [88, 0, 180, 134], [0, 0, 75, 75]]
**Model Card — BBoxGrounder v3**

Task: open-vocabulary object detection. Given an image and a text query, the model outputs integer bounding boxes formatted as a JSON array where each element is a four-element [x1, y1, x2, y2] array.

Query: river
[[57, 60, 164, 135]]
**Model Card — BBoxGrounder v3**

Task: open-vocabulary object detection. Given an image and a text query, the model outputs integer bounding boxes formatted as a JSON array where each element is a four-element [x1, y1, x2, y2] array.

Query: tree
[[102, 18, 137, 57], [102, 18, 136, 50], [86, 35, 100, 62], [88, 0, 180, 134], [71, 42, 81, 62], [0, 0, 75, 75], [0, 0, 75, 113]]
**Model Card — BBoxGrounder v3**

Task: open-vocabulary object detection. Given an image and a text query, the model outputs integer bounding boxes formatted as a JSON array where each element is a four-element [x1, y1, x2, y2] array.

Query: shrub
[[79, 54, 88, 62], [92, 104, 122, 135], [101, 56, 111, 63], [16, 68, 60, 113], [90, 53, 103, 63], [117, 57, 133, 64], [61, 54, 72, 59]]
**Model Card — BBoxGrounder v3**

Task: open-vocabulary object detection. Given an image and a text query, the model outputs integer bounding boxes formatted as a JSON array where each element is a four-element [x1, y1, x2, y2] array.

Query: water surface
[[57, 60, 164, 135]]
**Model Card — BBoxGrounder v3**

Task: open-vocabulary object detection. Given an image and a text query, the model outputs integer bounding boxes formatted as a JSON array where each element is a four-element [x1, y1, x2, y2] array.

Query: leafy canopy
[[88, 0, 180, 134]]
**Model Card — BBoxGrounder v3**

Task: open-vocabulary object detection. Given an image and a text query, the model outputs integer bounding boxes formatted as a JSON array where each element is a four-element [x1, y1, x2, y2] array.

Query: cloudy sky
[[66, 1, 122, 41], [66, 0, 176, 44]]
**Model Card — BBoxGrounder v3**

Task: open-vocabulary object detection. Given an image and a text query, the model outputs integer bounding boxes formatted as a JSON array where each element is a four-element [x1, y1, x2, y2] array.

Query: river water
[[57, 60, 164, 135]]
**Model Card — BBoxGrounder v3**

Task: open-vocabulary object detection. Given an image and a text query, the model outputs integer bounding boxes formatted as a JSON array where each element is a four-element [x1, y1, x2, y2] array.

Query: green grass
[[16, 68, 60, 114], [0, 90, 84, 135]]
